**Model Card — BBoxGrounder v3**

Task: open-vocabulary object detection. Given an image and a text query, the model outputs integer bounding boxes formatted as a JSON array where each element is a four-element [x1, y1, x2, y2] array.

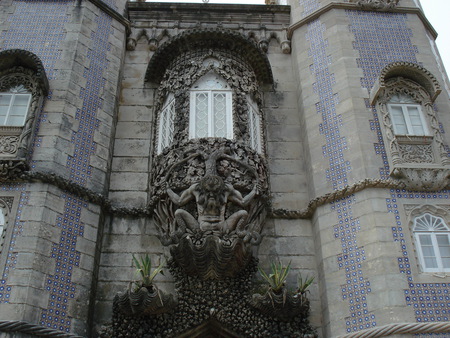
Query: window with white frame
[[247, 97, 261, 153], [0, 85, 32, 127], [387, 93, 429, 136], [413, 213, 450, 272], [157, 94, 175, 154], [189, 72, 232, 139]]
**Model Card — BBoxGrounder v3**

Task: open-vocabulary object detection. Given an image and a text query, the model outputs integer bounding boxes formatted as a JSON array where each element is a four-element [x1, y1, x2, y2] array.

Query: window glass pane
[[0, 94, 12, 106], [407, 106, 425, 135], [13, 94, 31, 106], [195, 92, 209, 138], [390, 105, 407, 134], [437, 235, 450, 268], [419, 234, 438, 268], [213, 92, 227, 138]]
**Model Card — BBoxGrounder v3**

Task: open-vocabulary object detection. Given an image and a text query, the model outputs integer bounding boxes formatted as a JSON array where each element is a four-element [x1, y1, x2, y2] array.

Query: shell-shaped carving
[[170, 232, 252, 280], [114, 286, 177, 316], [251, 290, 310, 322]]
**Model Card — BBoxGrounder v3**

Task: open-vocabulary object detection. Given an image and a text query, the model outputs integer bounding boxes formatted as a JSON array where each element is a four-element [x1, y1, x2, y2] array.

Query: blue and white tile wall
[[347, 8, 449, 331], [302, 0, 378, 331]]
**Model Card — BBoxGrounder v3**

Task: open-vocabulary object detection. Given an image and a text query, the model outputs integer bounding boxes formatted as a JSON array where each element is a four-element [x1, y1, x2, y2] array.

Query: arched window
[[413, 213, 450, 272], [157, 94, 175, 154], [387, 93, 429, 136], [189, 72, 233, 139]]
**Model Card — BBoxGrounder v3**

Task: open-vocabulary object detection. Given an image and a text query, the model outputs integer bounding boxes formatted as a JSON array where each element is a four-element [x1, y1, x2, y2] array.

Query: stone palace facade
[[0, 0, 449, 337]]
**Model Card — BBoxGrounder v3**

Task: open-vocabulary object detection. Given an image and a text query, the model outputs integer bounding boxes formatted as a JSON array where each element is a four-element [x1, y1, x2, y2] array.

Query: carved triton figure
[[163, 149, 259, 239], [166, 174, 258, 233]]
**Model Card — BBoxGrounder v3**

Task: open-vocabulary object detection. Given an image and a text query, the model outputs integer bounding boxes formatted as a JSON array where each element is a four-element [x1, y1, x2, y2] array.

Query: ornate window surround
[[413, 213, 450, 273], [0, 197, 13, 258], [0, 49, 49, 172], [407, 205, 450, 274], [370, 62, 449, 191]]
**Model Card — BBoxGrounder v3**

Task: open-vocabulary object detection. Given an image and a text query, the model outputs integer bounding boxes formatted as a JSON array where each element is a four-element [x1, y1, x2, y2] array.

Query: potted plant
[[251, 260, 313, 321]]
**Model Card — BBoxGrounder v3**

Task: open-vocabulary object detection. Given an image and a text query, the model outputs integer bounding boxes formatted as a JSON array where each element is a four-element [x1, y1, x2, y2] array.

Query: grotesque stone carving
[[166, 150, 259, 237], [151, 138, 269, 279]]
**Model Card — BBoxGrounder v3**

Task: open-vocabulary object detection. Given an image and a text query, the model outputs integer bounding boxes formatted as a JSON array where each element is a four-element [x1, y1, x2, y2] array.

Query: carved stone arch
[[0, 49, 49, 95], [370, 61, 441, 104], [406, 204, 449, 226], [145, 28, 274, 85]]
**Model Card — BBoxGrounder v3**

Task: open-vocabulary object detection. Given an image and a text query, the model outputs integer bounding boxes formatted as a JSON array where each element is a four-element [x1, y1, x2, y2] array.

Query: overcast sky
[[151, 0, 449, 77]]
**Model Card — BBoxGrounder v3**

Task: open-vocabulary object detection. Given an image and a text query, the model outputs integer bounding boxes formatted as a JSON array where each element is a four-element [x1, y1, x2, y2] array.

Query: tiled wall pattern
[[299, 0, 320, 17], [306, 17, 376, 332], [41, 8, 113, 332], [346, 9, 450, 328], [0, 0, 73, 327], [0, 0, 72, 80], [0, 186, 27, 304]]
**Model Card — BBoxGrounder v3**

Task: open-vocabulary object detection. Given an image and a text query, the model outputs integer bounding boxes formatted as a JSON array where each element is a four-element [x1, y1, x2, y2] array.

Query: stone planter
[[251, 289, 310, 322], [114, 285, 176, 316]]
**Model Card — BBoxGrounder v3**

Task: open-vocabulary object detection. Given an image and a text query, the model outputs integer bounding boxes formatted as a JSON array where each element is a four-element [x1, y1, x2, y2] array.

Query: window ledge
[[396, 135, 433, 145]]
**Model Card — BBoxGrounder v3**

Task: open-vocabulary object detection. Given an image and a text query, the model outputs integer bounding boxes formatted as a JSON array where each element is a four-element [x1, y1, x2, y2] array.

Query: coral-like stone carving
[[392, 167, 450, 191], [0, 160, 28, 181]]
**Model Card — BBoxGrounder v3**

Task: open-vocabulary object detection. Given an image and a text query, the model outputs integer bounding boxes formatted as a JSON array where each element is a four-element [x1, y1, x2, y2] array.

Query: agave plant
[[258, 260, 291, 294], [132, 254, 165, 289], [297, 272, 314, 295]]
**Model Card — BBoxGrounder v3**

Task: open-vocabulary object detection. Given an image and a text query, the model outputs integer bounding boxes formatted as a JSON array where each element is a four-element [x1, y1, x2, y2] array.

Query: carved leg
[[174, 209, 199, 234], [224, 210, 248, 233]]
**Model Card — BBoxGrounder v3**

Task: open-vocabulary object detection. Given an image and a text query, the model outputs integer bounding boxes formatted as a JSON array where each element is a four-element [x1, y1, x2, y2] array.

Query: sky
[[150, 0, 450, 77]]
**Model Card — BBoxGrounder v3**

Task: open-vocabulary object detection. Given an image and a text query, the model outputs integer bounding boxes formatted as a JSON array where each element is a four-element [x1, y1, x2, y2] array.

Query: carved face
[[197, 175, 226, 206]]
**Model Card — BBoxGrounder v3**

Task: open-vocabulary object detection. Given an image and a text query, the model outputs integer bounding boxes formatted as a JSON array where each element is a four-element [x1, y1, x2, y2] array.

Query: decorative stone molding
[[391, 167, 450, 191], [349, 0, 400, 10], [0, 320, 82, 338]]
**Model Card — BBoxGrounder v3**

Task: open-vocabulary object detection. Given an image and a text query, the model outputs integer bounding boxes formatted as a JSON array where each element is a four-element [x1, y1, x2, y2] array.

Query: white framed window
[[0, 85, 31, 127], [247, 97, 261, 153], [189, 72, 233, 139], [413, 213, 450, 272], [387, 93, 429, 136], [157, 94, 175, 154]]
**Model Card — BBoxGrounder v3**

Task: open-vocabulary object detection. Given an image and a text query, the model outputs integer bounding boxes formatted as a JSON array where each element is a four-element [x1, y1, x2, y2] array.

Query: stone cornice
[[288, 3, 437, 40]]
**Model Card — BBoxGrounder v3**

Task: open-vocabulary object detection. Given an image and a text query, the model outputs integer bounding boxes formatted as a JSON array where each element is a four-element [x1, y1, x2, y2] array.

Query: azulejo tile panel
[[347, 9, 450, 327], [306, 17, 376, 333]]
